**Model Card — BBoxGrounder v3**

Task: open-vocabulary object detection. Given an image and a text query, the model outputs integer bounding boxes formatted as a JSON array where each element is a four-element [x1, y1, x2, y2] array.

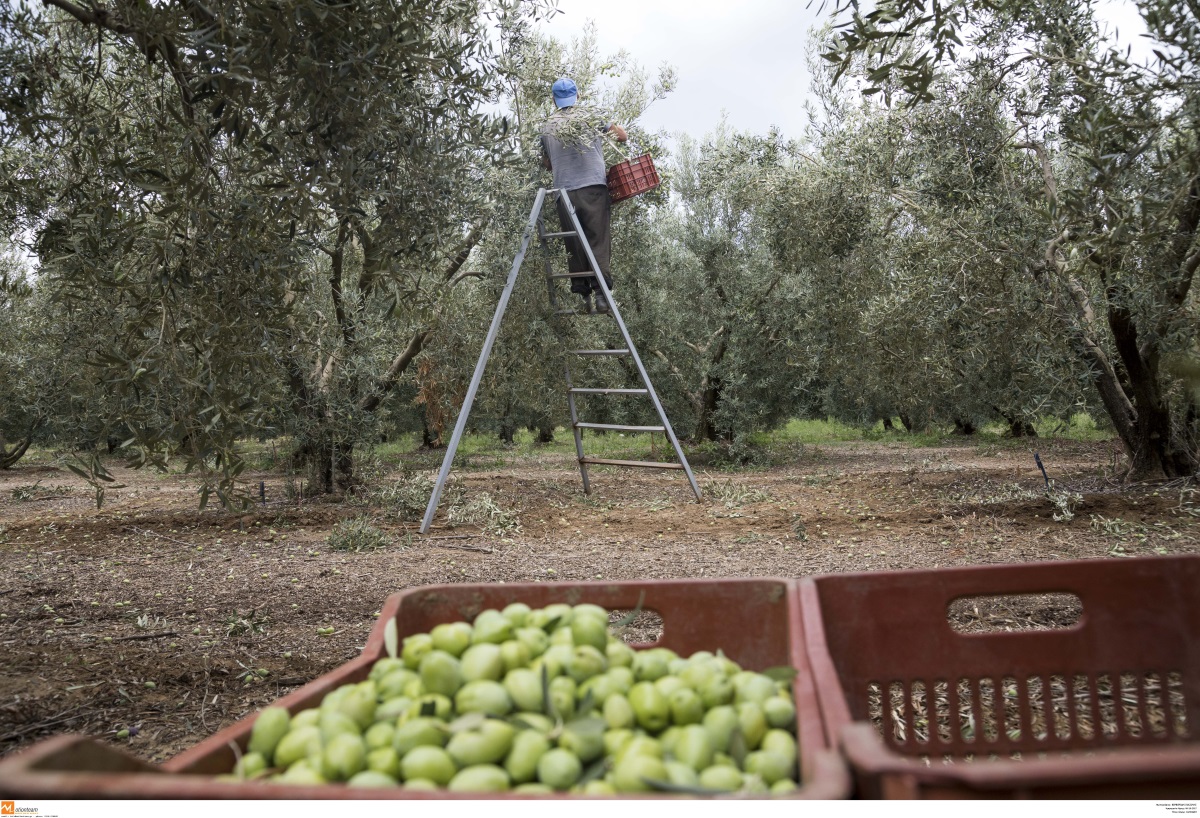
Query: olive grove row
[[0, 0, 1196, 504]]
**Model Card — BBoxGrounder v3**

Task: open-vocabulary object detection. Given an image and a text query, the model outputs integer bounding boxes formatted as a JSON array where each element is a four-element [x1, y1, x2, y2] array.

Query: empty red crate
[[798, 556, 1200, 798], [0, 578, 848, 800], [607, 154, 660, 203]]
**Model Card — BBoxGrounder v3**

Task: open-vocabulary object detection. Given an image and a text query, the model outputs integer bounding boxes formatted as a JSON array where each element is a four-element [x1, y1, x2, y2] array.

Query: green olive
[[318, 710, 361, 742], [736, 701, 768, 750], [460, 643, 505, 682], [602, 693, 635, 730], [419, 650, 464, 698], [448, 764, 511, 792], [369, 658, 406, 681], [471, 610, 514, 645], [567, 645, 608, 683], [273, 725, 322, 769], [247, 706, 290, 761], [290, 708, 320, 730], [499, 639, 532, 673], [628, 681, 669, 732], [234, 751, 267, 779], [570, 613, 609, 652], [347, 770, 399, 788], [606, 640, 635, 668], [698, 764, 743, 792], [454, 680, 513, 716], [364, 721, 395, 751], [501, 603, 532, 627], [515, 627, 550, 659], [399, 746, 457, 786], [744, 749, 794, 785], [320, 732, 367, 781], [734, 673, 778, 707], [761, 728, 798, 765], [548, 675, 576, 720], [430, 621, 474, 656], [612, 752, 667, 793], [664, 759, 699, 788], [558, 720, 605, 763], [401, 633, 434, 669], [378, 668, 420, 700], [504, 729, 551, 784], [673, 723, 715, 771], [536, 748, 583, 790], [763, 695, 797, 730], [445, 719, 515, 767], [365, 746, 401, 779], [392, 717, 447, 756], [503, 668, 546, 713], [668, 687, 705, 725], [702, 705, 739, 753], [375, 696, 413, 722]]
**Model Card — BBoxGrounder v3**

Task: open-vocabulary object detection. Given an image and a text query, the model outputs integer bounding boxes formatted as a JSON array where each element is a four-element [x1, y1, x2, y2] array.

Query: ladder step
[[541, 231, 577, 239], [568, 388, 648, 395], [576, 423, 666, 433], [580, 457, 684, 470], [571, 349, 631, 356], [548, 271, 597, 280]]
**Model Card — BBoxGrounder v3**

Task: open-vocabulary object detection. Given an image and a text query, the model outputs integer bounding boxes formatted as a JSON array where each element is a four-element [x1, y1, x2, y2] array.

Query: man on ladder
[[540, 77, 627, 314]]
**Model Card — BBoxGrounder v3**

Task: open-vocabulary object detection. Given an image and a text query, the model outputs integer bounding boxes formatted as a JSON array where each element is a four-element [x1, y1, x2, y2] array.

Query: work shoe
[[593, 292, 611, 314], [578, 293, 593, 314]]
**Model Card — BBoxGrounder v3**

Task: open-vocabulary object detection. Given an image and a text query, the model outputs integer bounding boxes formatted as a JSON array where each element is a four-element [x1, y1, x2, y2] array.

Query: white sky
[[537, 0, 1157, 144], [538, 0, 825, 142]]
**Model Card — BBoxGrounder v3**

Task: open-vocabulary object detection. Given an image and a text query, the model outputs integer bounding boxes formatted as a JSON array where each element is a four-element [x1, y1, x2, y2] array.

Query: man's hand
[[608, 124, 628, 143]]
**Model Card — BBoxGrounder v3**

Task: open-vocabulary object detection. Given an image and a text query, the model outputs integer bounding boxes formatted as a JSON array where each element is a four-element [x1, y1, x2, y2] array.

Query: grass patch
[[327, 516, 393, 551], [707, 479, 772, 507], [446, 492, 521, 535]]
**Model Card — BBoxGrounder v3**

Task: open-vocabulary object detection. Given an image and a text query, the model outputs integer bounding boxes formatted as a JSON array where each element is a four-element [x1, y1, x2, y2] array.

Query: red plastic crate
[[607, 154, 660, 203], [0, 578, 848, 800], [798, 556, 1200, 798]]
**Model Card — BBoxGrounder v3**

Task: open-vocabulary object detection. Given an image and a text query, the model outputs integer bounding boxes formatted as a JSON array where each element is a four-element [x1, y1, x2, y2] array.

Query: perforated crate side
[[800, 555, 1200, 798]]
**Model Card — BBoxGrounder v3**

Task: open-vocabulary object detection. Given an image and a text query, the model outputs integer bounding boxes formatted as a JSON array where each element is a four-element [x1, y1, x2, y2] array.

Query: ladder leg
[[558, 194, 703, 502], [538, 209, 558, 309], [564, 364, 591, 494], [420, 188, 549, 533]]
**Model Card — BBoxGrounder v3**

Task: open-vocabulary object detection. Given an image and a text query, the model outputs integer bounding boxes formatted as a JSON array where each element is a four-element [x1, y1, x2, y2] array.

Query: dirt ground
[[1, 437, 1197, 766]]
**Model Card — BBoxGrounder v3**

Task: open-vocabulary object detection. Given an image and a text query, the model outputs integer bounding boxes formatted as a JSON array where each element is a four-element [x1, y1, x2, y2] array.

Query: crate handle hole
[[947, 593, 1082, 634], [608, 607, 664, 645]]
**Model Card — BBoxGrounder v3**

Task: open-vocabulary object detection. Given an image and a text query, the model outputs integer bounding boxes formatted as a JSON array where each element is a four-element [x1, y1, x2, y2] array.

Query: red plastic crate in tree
[[798, 555, 1200, 799], [607, 154, 660, 203]]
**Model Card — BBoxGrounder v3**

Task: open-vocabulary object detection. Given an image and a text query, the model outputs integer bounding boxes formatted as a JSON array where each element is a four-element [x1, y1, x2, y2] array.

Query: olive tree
[[1, 0, 553, 501], [819, 0, 1199, 475], [770, 69, 1089, 434]]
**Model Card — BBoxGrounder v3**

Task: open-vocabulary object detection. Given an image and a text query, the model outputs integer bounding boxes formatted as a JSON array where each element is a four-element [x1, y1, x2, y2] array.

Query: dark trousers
[[556, 185, 613, 296]]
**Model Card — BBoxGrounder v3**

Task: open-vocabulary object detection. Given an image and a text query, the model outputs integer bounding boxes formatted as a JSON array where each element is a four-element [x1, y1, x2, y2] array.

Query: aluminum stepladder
[[419, 187, 702, 534]]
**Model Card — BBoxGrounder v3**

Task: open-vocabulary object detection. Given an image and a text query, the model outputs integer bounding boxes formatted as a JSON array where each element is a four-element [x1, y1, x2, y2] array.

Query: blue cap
[[552, 77, 578, 108]]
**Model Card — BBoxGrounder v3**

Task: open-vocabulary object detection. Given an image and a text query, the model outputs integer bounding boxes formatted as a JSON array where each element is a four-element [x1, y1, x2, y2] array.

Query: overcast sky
[[537, 0, 1155, 145]]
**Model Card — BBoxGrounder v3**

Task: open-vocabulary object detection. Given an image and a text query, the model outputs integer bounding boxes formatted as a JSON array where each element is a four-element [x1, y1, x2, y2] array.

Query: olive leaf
[[640, 777, 726, 795], [728, 726, 748, 767], [383, 619, 398, 660], [577, 756, 610, 786], [575, 688, 596, 717], [540, 662, 553, 718], [608, 591, 648, 631], [761, 666, 798, 689], [446, 712, 487, 733], [563, 716, 607, 737], [541, 102, 617, 150]]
